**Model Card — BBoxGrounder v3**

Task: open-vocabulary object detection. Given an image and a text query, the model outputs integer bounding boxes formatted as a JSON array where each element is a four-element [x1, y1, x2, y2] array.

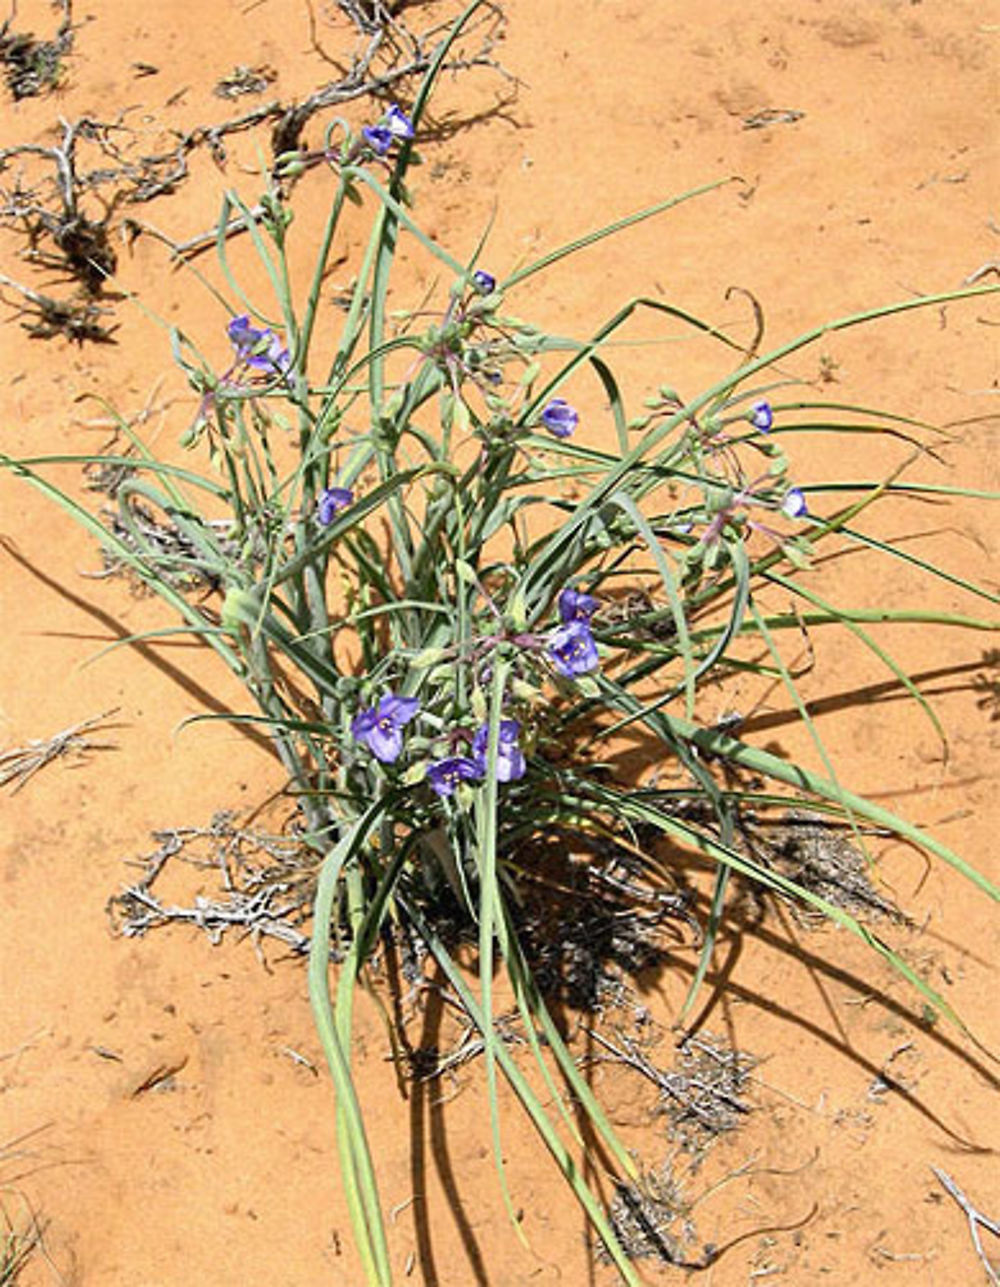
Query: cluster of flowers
[[350, 588, 600, 797], [352, 697, 525, 798]]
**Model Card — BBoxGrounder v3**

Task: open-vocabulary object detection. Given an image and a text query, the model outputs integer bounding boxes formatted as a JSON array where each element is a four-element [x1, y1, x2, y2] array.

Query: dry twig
[[932, 1167, 1000, 1286], [0, 710, 118, 793], [109, 812, 318, 955]]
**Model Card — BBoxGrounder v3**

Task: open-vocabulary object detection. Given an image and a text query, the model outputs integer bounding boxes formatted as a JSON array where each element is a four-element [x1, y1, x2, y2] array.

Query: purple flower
[[750, 400, 773, 432], [472, 719, 526, 783], [227, 314, 259, 354], [558, 587, 597, 623], [540, 398, 579, 439], [362, 123, 393, 156], [472, 269, 496, 295], [352, 694, 420, 764], [317, 487, 354, 525], [781, 487, 808, 519], [362, 106, 413, 157], [227, 314, 291, 375], [547, 620, 599, 678], [385, 104, 414, 139], [259, 336, 291, 375], [426, 756, 481, 797]]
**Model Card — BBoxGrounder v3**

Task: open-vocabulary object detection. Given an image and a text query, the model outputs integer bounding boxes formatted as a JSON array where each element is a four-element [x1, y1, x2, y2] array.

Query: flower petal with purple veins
[[750, 400, 773, 432], [558, 587, 597, 623], [540, 398, 579, 439], [317, 487, 354, 525], [426, 756, 481, 797], [781, 487, 808, 519], [472, 269, 496, 295], [547, 620, 599, 678]]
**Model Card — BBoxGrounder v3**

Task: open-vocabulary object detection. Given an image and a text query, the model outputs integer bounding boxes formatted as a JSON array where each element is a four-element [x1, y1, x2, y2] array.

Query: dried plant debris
[[87, 498, 236, 593], [214, 64, 277, 99], [595, 586, 679, 642], [0, 117, 119, 294], [107, 806, 704, 1060], [742, 107, 805, 130], [338, 0, 401, 34], [595, 1031, 755, 1268], [0, 0, 73, 99], [932, 1167, 1000, 1287], [666, 1033, 757, 1148], [758, 811, 903, 926], [0, 5, 508, 340], [108, 812, 319, 954], [0, 710, 118, 793], [588, 1028, 756, 1153], [81, 447, 138, 499], [605, 1169, 717, 1269], [401, 1006, 525, 1083]]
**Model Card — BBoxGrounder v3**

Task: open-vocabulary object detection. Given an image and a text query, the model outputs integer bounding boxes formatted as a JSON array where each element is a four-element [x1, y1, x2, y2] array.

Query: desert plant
[[5, 3, 998, 1282]]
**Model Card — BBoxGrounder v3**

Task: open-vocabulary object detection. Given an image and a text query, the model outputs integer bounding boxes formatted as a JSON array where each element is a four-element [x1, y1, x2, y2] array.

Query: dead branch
[[108, 811, 321, 956], [932, 1167, 1000, 1286], [0, 709, 119, 792]]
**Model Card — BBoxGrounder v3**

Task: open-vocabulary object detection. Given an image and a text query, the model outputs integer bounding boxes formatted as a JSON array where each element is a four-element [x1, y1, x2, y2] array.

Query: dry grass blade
[[1, 1127, 53, 1286], [0, 1206, 42, 1285], [0, 709, 118, 793]]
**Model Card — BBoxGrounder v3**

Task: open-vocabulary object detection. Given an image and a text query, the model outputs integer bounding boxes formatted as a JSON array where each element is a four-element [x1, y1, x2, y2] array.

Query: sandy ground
[[1, 1, 998, 1283]]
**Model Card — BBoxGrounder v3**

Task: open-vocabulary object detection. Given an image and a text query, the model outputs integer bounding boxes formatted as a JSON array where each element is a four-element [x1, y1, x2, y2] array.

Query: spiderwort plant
[[6, 4, 999, 1283], [750, 398, 773, 431], [547, 619, 600, 678], [781, 486, 808, 519], [558, 587, 597, 623]]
